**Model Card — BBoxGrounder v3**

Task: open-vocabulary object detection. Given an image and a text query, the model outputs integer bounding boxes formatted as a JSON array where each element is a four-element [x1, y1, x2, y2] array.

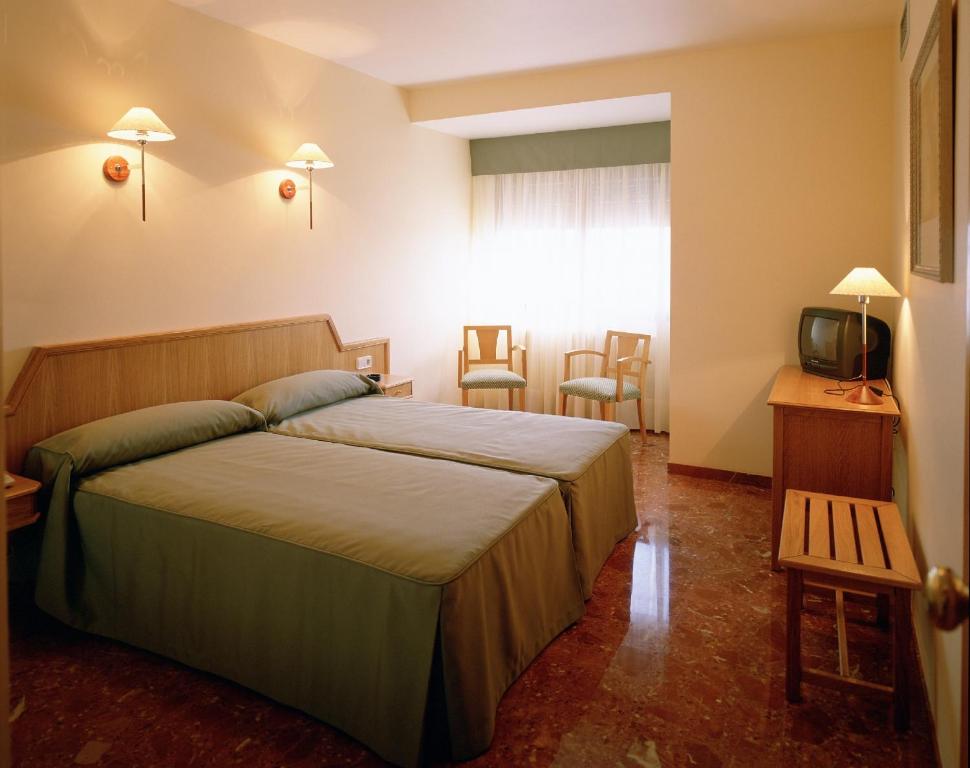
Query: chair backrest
[[463, 325, 514, 374], [600, 330, 651, 380]]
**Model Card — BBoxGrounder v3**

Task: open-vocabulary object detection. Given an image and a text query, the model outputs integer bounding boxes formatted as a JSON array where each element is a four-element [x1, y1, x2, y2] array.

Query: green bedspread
[[271, 396, 637, 598], [28, 431, 584, 767]]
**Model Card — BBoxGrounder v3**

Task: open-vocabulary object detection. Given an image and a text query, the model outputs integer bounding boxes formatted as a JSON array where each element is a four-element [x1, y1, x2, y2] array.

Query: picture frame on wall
[[900, 0, 910, 60], [909, 0, 954, 282]]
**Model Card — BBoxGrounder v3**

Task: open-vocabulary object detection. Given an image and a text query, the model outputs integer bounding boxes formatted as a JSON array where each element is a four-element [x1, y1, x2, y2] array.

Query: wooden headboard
[[3, 315, 389, 472]]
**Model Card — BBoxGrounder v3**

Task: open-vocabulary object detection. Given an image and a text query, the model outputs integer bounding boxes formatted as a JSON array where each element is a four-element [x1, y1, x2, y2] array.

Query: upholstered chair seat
[[461, 370, 527, 390], [558, 376, 640, 402]]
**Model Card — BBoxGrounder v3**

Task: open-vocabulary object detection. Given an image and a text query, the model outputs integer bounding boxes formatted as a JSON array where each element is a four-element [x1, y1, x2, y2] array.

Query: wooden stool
[[779, 489, 921, 730]]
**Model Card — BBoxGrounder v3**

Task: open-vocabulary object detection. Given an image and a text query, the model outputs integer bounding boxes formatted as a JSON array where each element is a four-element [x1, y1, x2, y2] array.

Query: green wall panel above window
[[470, 121, 670, 176]]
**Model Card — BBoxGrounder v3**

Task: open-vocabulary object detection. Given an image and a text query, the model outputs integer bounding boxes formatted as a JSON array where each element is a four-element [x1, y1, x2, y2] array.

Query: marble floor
[[9, 435, 939, 767]]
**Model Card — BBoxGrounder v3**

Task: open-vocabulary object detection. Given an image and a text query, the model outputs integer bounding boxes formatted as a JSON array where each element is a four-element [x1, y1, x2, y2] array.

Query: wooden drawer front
[[7, 493, 38, 531], [385, 382, 412, 398]]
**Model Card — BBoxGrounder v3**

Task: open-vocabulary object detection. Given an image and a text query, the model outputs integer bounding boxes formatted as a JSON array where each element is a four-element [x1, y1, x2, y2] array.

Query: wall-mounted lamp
[[285, 143, 333, 229], [105, 107, 175, 222]]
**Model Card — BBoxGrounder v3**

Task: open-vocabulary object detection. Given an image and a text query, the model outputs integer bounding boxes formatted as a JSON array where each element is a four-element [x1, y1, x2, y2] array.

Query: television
[[798, 307, 891, 380]]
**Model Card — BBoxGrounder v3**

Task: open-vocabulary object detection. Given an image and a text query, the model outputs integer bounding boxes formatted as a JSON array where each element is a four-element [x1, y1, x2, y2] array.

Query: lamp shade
[[107, 107, 175, 142], [830, 267, 900, 298], [285, 143, 334, 169]]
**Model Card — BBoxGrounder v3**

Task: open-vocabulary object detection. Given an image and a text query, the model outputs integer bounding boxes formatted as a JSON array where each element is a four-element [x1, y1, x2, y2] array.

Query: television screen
[[801, 315, 839, 362]]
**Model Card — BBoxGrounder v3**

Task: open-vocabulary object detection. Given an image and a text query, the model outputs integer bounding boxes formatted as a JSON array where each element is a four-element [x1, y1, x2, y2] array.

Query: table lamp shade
[[107, 107, 175, 142], [286, 143, 334, 169], [830, 267, 900, 298]]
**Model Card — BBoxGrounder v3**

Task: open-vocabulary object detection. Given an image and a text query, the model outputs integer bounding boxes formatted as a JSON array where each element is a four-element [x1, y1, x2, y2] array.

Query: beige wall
[[411, 28, 896, 476], [0, 0, 471, 400], [892, 1, 968, 766]]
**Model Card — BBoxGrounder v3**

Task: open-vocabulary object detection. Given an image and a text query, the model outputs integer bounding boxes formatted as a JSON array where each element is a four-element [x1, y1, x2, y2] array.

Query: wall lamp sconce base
[[103, 156, 130, 182]]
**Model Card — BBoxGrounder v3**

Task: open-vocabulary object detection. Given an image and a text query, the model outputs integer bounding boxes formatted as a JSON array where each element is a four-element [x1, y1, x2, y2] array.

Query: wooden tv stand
[[767, 366, 899, 570]]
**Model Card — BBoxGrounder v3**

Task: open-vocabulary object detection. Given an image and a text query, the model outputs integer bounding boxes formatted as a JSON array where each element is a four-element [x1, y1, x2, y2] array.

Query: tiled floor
[[9, 435, 939, 767]]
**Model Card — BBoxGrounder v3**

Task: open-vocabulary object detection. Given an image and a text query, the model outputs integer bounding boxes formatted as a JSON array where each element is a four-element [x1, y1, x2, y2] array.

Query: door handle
[[925, 567, 969, 631]]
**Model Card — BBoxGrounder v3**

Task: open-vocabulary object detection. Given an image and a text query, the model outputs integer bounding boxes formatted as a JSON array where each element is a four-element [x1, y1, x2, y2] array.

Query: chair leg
[[507, 390, 514, 410], [518, 388, 526, 412], [893, 588, 912, 731], [786, 570, 803, 703], [636, 398, 647, 442], [560, 393, 568, 416], [603, 401, 616, 422], [461, 389, 469, 407]]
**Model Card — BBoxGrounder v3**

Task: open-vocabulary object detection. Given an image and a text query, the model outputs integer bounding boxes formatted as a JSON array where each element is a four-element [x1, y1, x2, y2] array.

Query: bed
[[25, 401, 583, 767], [3, 316, 590, 767], [235, 371, 637, 599]]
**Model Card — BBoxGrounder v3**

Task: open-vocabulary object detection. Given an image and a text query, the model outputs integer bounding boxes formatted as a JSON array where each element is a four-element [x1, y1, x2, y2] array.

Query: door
[[925, 552, 968, 767], [1, 280, 9, 764]]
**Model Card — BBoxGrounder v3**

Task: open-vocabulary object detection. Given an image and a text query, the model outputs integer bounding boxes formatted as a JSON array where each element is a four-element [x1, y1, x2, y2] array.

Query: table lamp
[[285, 143, 334, 230], [107, 107, 175, 222], [830, 267, 900, 404]]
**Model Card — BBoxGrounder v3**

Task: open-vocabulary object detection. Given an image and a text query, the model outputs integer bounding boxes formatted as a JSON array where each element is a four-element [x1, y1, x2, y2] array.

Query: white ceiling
[[414, 93, 671, 139], [173, 0, 897, 87]]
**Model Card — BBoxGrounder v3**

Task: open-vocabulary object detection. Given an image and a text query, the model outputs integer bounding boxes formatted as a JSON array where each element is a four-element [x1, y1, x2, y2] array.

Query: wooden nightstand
[[767, 366, 898, 570], [5, 472, 41, 531], [374, 374, 413, 399]]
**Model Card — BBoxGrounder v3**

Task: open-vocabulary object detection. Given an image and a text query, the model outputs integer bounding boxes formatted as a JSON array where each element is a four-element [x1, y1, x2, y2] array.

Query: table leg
[[786, 569, 803, 703], [771, 504, 782, 571], [892, 588, 911, 731], [770, 409, 783, 571]]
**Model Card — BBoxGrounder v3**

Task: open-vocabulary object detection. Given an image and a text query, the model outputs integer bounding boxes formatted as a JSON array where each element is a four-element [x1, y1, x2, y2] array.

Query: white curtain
[[466, 163, 671, 432]]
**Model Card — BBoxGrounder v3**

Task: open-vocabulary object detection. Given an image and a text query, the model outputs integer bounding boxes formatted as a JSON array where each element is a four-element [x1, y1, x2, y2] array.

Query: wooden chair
[[458, 325, 527, 410], [559, 330, 651, 439]]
